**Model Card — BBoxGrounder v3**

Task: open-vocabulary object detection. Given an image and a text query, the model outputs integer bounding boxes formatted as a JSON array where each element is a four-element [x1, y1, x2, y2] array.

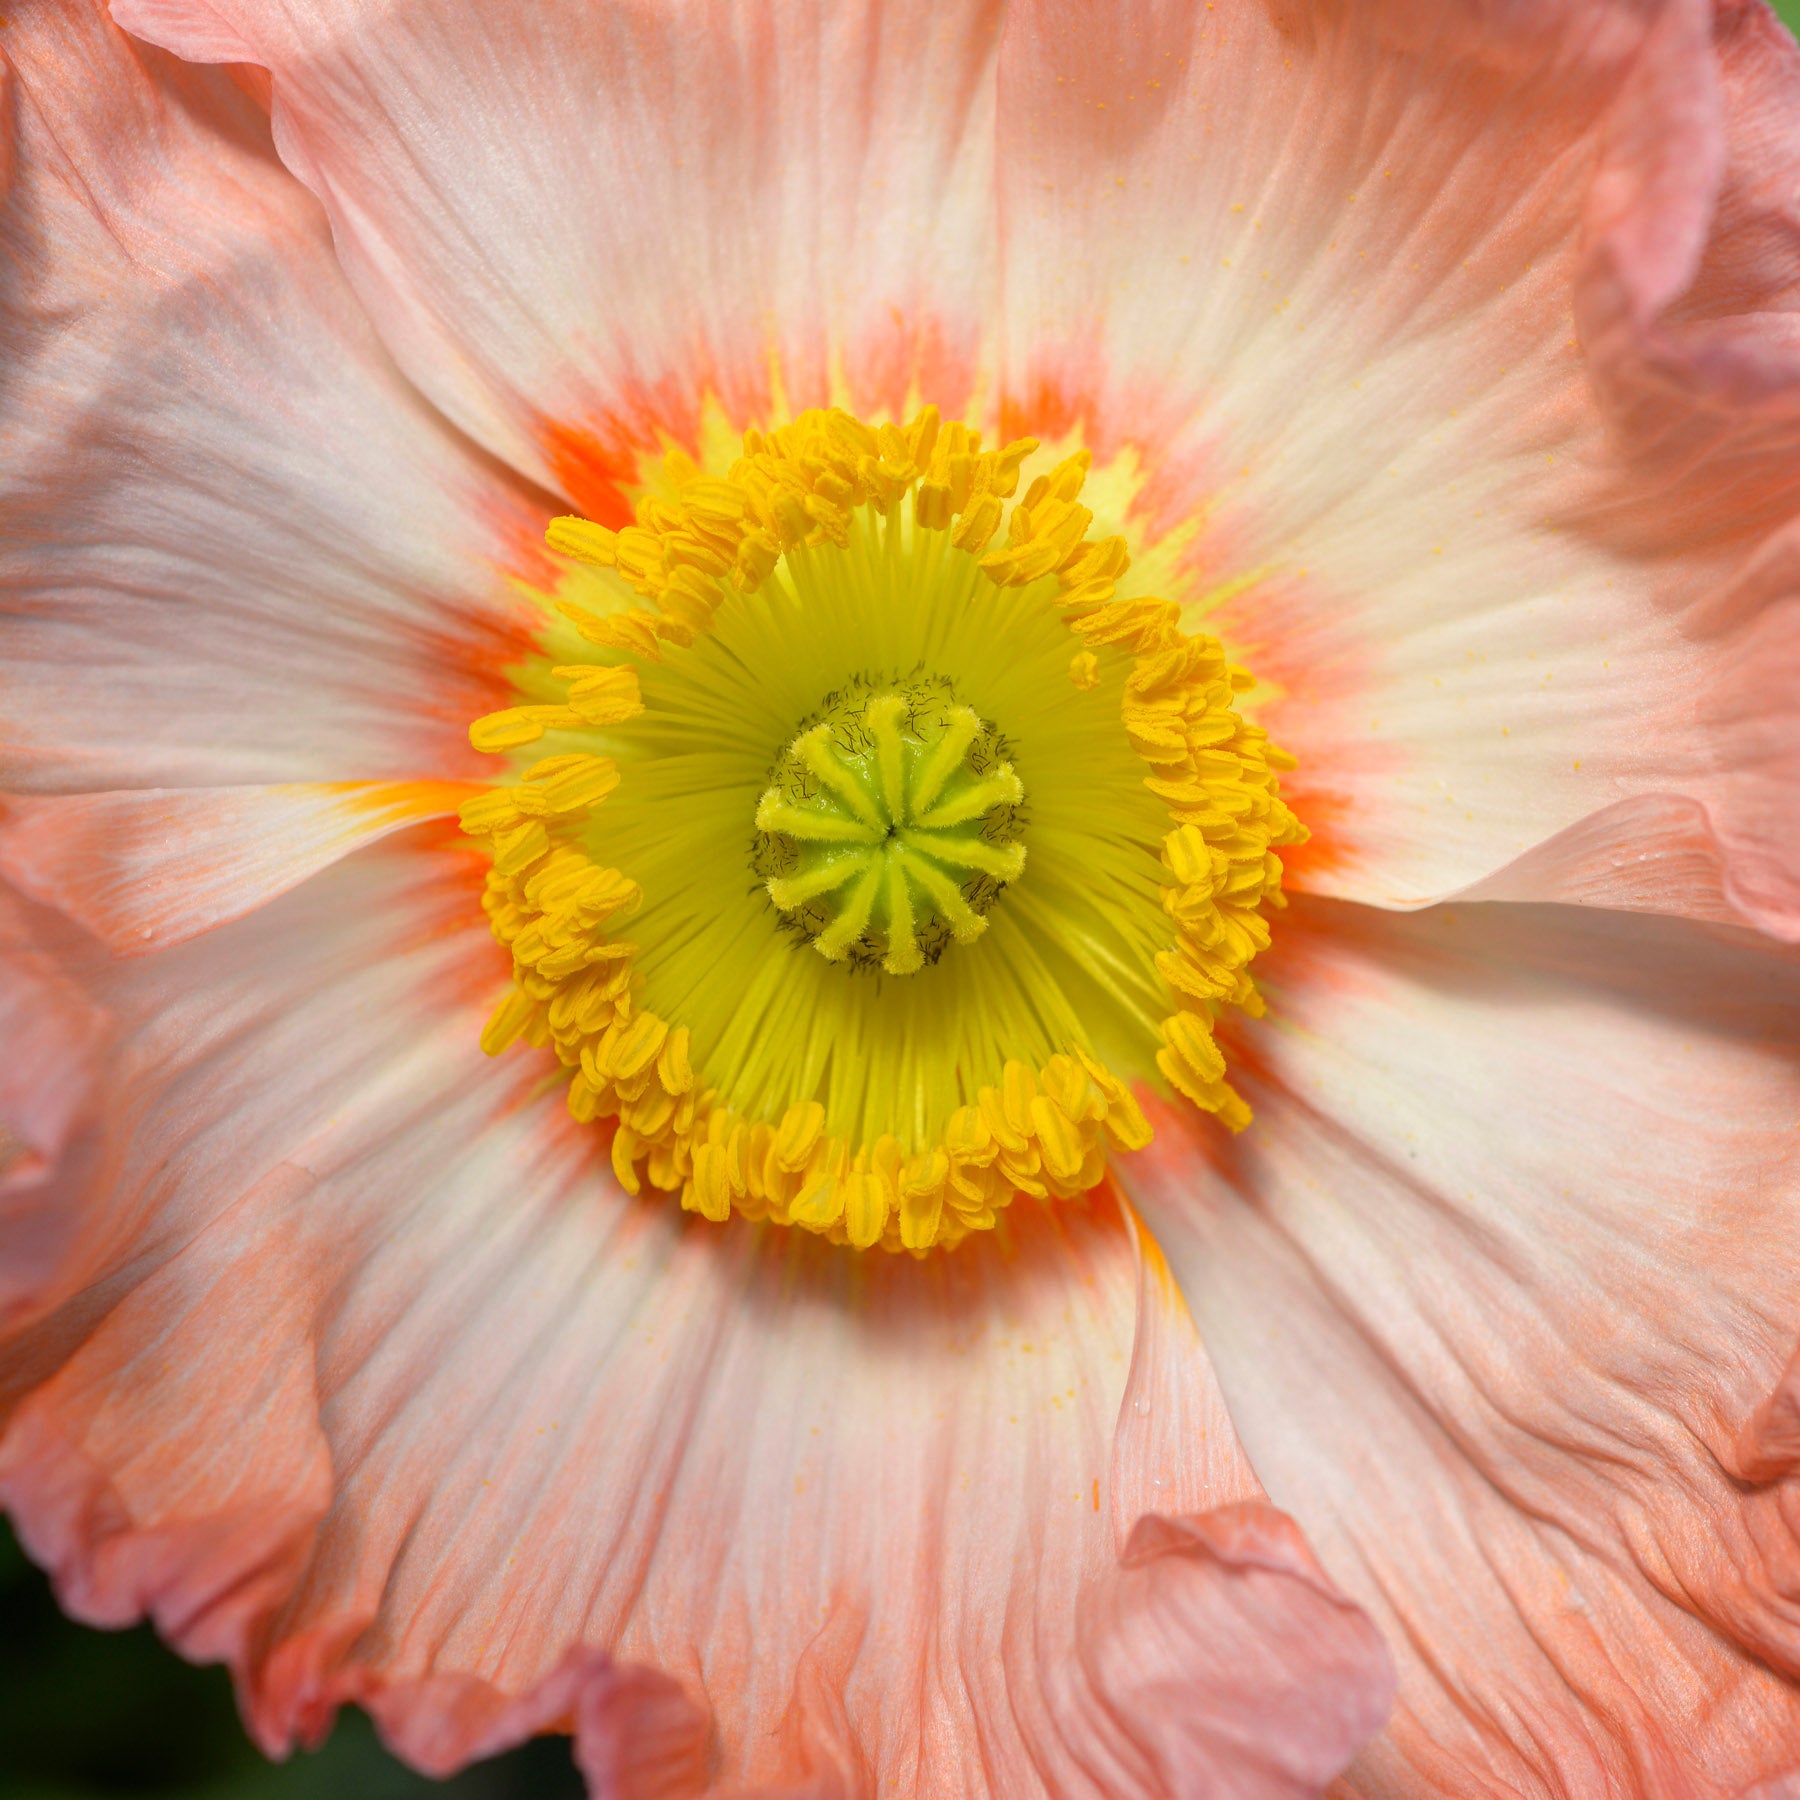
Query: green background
[[6, 1, 1800, 1792]]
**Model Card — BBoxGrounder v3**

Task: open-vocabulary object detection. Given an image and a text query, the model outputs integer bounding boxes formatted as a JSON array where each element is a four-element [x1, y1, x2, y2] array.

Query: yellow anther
[[470, 705, 577, 752], [1031, 1095, 1085, 1183], [899, 1184, 944, 1252], [681, 478, 750, 524], [949, 493, 1003, 554], [613, 526, 664, 586], [546, 516, 619, 565], [689, 1143, 732, 1222], [527, 755, 620, 814], [609, 1124, 642, 1192], [554, 663, 642, 717], [775, 1100, 826, 1172], [656, 1025, 693, 1096], [1002, 1061, 1038, 1137], [915, 481, 952, 531], [493, 820, 550, 878], [459, 788, 522, 834], [790, 1167, 846, 1229], [608, 1010, 668, 1080], [977, 1085, 1024, 1156], [480, 986, 539, 1056]]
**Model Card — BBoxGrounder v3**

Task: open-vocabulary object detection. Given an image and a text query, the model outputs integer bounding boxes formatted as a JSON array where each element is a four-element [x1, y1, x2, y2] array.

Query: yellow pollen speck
[[461, 406, 1305, 1253]]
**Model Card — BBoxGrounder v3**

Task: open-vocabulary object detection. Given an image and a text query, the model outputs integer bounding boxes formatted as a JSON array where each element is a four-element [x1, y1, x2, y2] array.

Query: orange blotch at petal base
[[461, 407, 1305, 1252]]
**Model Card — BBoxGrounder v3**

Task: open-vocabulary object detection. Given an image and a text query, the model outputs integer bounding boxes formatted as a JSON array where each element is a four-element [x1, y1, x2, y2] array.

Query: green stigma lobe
[[755, 686, 1027, 976]]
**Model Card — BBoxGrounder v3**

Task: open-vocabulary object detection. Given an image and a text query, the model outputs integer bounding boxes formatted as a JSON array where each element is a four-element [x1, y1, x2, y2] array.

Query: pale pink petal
[[1447, 792, 1748, 925], [995, 0, 1800, 938], [0, 827, 504, 1337], [1, 1, 547, 793], [0, 835, 1392, 1797], [0, 782, 474, 954], [1123, 896, 1800, 1795], [111, 0, 1001, 516]]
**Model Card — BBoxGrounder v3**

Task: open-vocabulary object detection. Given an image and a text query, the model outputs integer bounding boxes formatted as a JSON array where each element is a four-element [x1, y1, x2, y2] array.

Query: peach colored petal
[[0, 834, 1392, 1797], [1108, 1215, 1265, 1531], [1735, 1339, 1800, 1487], [0, 882, 106, 1188], [1064, 1504, 1395, 1800], [1, 1159, 334, 1655], [1123, 895, 1800, 1796], [0, 782, 475, 954], [0, 878, 111, 1329], [112, 0, 1001, 510], [994, 0, 1800, 938], [0, 1, 546, 794]]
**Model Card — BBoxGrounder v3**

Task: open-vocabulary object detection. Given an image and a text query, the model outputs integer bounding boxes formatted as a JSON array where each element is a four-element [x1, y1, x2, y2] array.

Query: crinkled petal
[[0, 834, 1393, 1798], [1123, 894, 1800, 1795], [111, 0, 1001, 517], [1062, 1499, 1397, 1800], [0, 878, 110, 1330], [1739, 1337, 1800, 1487], [0, 1, 546, 793], [996, 0, 1800, 938], [0, 881, 105, 1186]]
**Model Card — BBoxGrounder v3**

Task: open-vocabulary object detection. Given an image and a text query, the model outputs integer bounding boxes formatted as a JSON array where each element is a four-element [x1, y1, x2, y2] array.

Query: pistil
[[755, 685, 1026, 975]]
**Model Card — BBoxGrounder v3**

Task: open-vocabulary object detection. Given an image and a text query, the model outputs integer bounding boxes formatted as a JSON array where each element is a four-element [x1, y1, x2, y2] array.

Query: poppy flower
[[4, 0, 1800, 1794]]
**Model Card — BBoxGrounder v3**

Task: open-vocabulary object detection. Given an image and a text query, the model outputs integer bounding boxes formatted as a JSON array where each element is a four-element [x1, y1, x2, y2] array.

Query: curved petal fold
[[1736, 1339, 1800, 1486], [111, 0, 1002, 515], [1447, 792, 1748, 925], [0, 882, 107, 1187], [0, 1158, 334, 1655], [0, 879, 110, 1329], [1063, 1504, 1394, 1800], [0, 783, 474, 954], [1, 1, 546, 794], [1, 833, 1391, 1798], [995, 0, 1800, 937], [1124, 895, 1800, 1795]]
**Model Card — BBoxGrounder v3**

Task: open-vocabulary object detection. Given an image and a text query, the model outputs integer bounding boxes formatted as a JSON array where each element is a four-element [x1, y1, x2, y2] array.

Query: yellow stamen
[[461, 406, 1305, 1252]]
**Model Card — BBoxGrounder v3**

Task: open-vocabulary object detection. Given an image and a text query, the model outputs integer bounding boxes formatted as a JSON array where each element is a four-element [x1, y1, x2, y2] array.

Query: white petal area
[[1, 2, 548, 793], [0, 783, 474, 955], [0, 833, 1394, 1797], [113, 0, 1003, 515], [995, 0, 1800, 937], [1123, 894, 1800, 1796]]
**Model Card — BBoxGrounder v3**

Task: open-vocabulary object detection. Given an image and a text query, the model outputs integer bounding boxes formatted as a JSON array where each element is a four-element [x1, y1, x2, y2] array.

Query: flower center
[[461, 405, 1307, 1253], [754, 678, 1026, 976]]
